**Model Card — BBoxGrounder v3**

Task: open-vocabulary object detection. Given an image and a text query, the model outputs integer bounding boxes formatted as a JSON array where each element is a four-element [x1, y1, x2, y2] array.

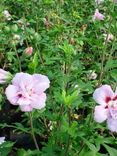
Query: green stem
[[29, 112, 39, 150], [35, 43, 44, 65], [14, 45, 22, 72], [99, 3, 115, 85], [64, 107, 71, 156], [77, 141, 85, 156]]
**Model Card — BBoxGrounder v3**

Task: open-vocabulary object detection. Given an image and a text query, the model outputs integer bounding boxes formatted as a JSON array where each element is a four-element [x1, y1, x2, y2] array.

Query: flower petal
[[0, 69, 12, 84], [17, 97, 31, 105], [93, 85, 114, 106], [30, 93, 46, 109], [32, 74, 50, 94], [107, 116, 117, 132], [5, 85, 19, 105], [108, 107, 117, 119], [0, 68, 8, 75], [12, 72, 24, 85], [19, 105, 33, 112], [93, 9, 104, 21], [0, 80, 6, 84], [94, 106, 108, 123], [0, 137, 5, 145], [12, 72, 33, 88]]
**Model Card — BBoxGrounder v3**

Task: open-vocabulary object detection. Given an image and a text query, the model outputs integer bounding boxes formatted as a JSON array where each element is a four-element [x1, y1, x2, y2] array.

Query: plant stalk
[[29, 112, 39, 150], [64, 107, 71, 156]]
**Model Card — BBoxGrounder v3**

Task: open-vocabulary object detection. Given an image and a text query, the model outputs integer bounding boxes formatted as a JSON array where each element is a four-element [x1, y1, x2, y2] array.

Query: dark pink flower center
[[105, 97, 111, 103], [18, 94, 22, 98], [105, 105, 108, 109]]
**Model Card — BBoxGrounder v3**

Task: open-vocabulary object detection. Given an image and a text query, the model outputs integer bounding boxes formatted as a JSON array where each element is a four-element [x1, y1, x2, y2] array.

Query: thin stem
[[99, 3, 115, 85], [14, 45, 22, 72], [99, 34, 110, 85], [55, 104, 64, 146], [29, 112, 39, 150], [64, 107, 71, 156], [76, 111, 93, 156], [35, 43, 44, 65], [77, 141, 85, 156]]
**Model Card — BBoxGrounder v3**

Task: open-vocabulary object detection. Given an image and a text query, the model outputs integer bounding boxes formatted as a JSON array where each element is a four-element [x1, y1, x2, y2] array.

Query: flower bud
[[0, 69, 12, 84], [25, 47, 33, 56], [87, 70, 97, 80], [3, 10, 11, 21]]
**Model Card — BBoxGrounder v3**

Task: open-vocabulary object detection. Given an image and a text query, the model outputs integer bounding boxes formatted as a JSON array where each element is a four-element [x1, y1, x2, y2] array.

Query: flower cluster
[[93, 85, 117, 132], [93, 1, 114, 42]]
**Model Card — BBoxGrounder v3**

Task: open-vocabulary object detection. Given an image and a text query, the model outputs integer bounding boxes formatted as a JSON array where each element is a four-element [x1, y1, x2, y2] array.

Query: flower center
[[105, 96, 111, 103], [108, 100, 117, 108]]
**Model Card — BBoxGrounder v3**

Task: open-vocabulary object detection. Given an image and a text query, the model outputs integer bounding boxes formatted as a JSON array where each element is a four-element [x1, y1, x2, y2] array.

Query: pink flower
[[0, 69, 12, 84], [93, 9, 105, 21], [93, 85, 117, 132], [25, 47, 33, 56], [103, 33, 114, 42], [5, 72, 50, 112], [0, 137, 5, 145], [3, 10, 11, 21], [87, 70, 97, 80]]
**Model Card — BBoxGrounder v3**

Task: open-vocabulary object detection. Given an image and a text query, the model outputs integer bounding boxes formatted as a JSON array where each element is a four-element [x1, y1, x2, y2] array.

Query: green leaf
[[103, 144, 117, 156], [82, 138, 98, 153], [17, 149, 40, 156], [28, 52, 39, 72], [110, 69, 117, 81], [0, 141, 14, 156], [62, 90, 78, 106], [105, 60, 117, 70]]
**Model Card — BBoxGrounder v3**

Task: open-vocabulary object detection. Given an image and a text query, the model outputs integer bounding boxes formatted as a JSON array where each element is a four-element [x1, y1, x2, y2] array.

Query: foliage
[[0, 0, 117, 155]]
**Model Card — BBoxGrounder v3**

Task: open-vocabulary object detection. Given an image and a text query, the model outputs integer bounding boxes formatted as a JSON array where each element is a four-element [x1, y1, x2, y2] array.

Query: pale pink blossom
[[3, 10, 11, 21], [103, 33, 114, 42], [5, 72, 50, 112], [0, 137, 5, 145], [93, 9, 105, 21], [25, 47, 33, 56], [95, 0, 104, 4], [87, 70, 97, 80], [0, 69, 12, 84], [93, 85, 117, 132], [13, 34, 20, 40]]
